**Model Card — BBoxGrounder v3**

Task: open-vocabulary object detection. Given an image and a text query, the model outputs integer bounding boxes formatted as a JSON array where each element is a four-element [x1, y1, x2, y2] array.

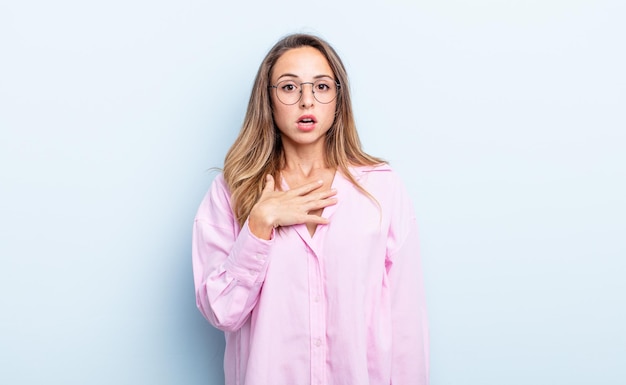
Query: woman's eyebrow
[[276, 73, 334, 81], [276, 73, 299, 81], [313, 74, 334, 79]]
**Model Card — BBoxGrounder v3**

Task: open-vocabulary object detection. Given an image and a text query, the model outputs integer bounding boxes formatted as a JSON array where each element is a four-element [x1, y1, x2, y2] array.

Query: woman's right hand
[[248, 175, 338, 240]]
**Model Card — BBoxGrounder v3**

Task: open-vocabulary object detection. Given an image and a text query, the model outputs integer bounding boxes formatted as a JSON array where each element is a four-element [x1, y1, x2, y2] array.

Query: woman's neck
[[281, 144, 330, 178]]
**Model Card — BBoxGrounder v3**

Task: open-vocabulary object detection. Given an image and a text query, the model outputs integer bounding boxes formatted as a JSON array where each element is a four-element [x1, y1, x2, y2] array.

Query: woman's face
[[270, 46, 337, 152]]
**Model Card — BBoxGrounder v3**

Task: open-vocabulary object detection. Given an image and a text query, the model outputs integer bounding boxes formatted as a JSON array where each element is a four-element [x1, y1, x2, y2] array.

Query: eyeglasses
[[269, 77, 340, 105]]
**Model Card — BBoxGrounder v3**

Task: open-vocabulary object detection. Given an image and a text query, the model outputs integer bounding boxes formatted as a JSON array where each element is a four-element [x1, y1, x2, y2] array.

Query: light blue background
[[1, 1, 624, 384]]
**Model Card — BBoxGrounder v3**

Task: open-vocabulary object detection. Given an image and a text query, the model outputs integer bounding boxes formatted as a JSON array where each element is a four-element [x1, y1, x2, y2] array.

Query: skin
[[270, 46, 337, 153], [248, 46, 339, 239]]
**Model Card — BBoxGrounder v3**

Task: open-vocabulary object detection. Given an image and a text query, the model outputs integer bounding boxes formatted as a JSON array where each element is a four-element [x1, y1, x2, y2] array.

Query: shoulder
[[349, 163, 403, 187], [348, 163, 414, 209], [206, 172, 231, 200], [211, 172, 229, 189], [195, 172, 234, 220]]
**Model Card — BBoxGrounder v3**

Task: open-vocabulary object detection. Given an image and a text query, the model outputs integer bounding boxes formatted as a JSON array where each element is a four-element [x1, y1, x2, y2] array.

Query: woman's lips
[[297, 115, 317, 131]]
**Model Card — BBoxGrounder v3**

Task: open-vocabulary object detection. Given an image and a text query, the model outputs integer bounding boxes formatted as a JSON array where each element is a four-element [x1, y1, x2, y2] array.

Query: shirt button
[[314, 338, 322, 347], [249, 269, 258, 275], [255, 254, 264, 260], [313, 296, 320, 303]]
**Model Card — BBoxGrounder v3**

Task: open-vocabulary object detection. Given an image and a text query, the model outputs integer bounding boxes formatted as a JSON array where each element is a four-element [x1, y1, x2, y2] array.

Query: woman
[[193, 33, 429, 385]]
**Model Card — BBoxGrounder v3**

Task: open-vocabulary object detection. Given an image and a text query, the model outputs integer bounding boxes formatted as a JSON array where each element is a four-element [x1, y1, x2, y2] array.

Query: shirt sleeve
[[192, 174, 273, 332], [385, 175, 430, 384]]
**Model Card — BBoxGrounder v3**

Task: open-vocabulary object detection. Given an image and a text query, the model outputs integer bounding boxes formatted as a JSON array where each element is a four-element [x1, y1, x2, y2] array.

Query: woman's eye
[[316, 83, 330, 91], [280, 83, 298, 92]]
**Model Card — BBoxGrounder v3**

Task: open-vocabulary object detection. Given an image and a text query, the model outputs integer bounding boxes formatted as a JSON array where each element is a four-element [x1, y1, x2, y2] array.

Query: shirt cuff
[[224, 219, 273, 286]]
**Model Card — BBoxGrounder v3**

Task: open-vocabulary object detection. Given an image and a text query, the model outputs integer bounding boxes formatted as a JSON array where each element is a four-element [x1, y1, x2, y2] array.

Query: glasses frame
[[269, 78, 341, 105]]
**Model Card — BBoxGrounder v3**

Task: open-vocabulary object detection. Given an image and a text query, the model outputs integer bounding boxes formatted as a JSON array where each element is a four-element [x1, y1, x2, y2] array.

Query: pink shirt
[[192, 165, 429, 385]]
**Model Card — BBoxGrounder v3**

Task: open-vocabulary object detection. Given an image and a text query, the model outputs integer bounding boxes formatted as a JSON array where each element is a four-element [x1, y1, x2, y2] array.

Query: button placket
[[307, 244, 326, 385]]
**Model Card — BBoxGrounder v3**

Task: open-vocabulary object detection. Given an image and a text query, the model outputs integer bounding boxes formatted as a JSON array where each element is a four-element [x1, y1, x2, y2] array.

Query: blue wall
[[1, 1, 625, 384]]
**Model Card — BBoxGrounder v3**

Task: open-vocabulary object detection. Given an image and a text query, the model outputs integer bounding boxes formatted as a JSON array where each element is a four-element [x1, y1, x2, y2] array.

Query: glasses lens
[[275, 80, 300, 105], [274, 78, 338, 105], [312, 78, 338, 104]]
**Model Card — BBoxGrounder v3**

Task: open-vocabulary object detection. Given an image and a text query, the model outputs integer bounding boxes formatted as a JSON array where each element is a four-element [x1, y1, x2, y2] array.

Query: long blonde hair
[[223, 33, 385, 228]]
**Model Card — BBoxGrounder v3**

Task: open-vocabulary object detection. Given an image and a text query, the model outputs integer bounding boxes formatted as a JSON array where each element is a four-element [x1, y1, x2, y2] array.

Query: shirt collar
[[348, 163, 392, 181]]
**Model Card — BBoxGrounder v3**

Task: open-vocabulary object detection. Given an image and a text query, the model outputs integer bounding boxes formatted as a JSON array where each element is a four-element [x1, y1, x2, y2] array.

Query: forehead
[[271, 46, 334, 81]]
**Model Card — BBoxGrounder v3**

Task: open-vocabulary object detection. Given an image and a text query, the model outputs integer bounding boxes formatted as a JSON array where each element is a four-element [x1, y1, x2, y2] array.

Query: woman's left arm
[[386, 178, 430, 384]]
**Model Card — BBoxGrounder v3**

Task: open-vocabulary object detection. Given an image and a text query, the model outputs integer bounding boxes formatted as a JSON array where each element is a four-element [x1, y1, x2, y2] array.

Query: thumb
[[263, 174, 275, 192]]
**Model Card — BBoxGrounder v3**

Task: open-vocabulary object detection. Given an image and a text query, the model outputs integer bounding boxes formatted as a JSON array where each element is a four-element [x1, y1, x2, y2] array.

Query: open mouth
[[298, 115, 317, 124]]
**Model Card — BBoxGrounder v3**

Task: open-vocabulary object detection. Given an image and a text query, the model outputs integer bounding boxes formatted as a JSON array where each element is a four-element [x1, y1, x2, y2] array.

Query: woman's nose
[[300, 83, 315, 107]]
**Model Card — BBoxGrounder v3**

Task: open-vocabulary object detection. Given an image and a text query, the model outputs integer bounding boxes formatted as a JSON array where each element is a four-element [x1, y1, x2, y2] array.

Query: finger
[[296, 190, 337, 208], [302, 190, 337, 205], [290, 179, 324, 196], [304, 214, 331, 225], [303, 197, 338, 213], [315, 188, 337, 200], [263, 174, 275, 192]]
